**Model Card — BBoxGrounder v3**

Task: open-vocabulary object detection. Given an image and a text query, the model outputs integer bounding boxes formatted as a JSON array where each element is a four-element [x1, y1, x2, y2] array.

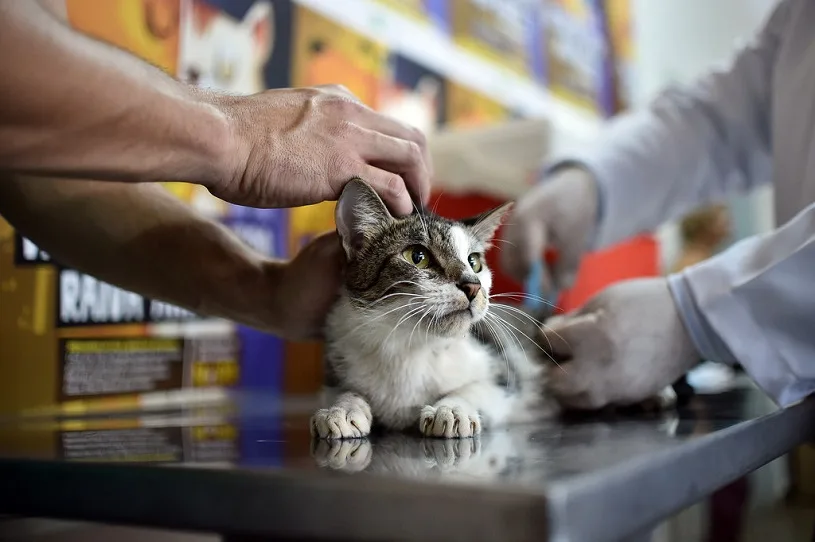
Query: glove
[[500, 166, 598, 292], [541, 277, 702, 409]]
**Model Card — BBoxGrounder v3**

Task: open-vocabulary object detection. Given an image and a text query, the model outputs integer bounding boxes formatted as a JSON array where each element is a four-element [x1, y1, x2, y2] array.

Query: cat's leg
[[419, 382, 512, 439], [311, 391, 373, 440]]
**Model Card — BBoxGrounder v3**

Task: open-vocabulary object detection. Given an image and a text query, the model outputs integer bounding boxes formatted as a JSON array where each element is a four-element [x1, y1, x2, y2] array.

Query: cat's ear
[[335, 178, 394, 256], [242, 1, 274, 62], [462, 202, 514, 245]]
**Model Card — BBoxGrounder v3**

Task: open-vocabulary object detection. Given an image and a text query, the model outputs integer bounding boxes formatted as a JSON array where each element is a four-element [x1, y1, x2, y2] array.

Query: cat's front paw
[[311, 405, 372, 440], [419, 405, 481, 438], [311, 438, 373, 472]]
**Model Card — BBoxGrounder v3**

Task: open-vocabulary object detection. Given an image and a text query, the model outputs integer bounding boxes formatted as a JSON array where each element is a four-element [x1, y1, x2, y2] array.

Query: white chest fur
[[326, 299, 498, 429]]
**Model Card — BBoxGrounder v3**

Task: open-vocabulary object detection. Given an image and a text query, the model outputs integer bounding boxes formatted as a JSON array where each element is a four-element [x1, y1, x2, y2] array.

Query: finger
[[540, 312, 599, 361], [357, 163, 412, 216], [356, 128, 428, 211], [353, 109, 431, 205], [314, 84, 361, 103], [551, 244, 583, 291]]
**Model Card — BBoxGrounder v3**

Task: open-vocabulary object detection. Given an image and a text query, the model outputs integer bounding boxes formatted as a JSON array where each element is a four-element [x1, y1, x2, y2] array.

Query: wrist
[[186, 88, 246, 193], [547, 165, 601, 251], [666, 273, 735, 365]]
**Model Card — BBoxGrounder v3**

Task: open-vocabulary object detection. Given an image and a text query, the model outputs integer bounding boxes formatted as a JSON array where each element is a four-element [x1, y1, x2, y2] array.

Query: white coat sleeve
[[668, 203, 815, 407], [548, 1, 791, 250]]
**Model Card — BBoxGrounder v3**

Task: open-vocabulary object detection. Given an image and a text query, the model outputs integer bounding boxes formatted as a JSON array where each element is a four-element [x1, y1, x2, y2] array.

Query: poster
[[604, 0, 636, 114], [374, 0, 451, 34], [379, 54, 447, 139], [445, 81, 507, 128], [541, 0, 614, 116], [451, 0, 541, 78], [177, 0, 289, 390], [0, 0, 253, 414]]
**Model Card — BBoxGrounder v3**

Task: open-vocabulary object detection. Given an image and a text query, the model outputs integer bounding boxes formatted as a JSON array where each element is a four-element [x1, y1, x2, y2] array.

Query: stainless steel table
[[0, 382, 813, 542]]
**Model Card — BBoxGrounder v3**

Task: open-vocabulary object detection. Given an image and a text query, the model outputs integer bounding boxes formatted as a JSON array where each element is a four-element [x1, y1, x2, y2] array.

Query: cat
[[310, 178, 560, 440]]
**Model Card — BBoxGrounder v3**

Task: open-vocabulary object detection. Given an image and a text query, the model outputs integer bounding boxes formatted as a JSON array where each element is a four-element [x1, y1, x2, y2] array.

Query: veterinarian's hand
[[500, 167, 597, 291], [540, 278, 701, 409], [271, 231, 345, 341], [204, 84, 431, 215]]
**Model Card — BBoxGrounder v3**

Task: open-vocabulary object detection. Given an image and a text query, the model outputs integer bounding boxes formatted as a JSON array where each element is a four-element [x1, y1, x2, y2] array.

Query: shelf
[[295, 0, 604, 144]]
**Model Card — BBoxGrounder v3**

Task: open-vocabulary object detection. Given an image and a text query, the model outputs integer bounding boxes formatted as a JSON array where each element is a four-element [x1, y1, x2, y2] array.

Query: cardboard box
[[374, 0, 451, 34], [541, 0, 614, 116], [177, 0, 291, 390], [603, 0, 636, 114], [0, 0, 300, 414], [451, 0, 542, 79]]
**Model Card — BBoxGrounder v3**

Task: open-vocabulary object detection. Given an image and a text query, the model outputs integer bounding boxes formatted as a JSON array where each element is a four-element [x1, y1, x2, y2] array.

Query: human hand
[[269, 230, 344, 341], [500, 167, 598, 291], [540, 278, 701, 409], [205, 85, 430, 215]]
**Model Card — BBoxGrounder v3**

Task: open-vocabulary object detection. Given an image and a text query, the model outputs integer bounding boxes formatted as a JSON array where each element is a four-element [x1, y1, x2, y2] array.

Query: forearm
[[668, 202, 815, 407], [0, 1, 231, 187], [0, 175, 286, 334]]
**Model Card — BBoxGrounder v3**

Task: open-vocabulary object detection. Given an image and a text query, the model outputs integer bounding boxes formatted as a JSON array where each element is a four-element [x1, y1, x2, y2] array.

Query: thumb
[[539, 312, 599, 361], [500, 217, 548, 285], [551, 244, 583, 291]]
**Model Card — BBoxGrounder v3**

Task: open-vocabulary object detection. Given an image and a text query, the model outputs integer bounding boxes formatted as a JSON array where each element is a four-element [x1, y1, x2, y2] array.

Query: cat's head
[[336, 179, 511, 338]]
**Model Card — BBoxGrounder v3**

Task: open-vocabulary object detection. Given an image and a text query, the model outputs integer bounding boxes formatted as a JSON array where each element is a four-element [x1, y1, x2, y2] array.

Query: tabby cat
[[310, 179, 559, 440]]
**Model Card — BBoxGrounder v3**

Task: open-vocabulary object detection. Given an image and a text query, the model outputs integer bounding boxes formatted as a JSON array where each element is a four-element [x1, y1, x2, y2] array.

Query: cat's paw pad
[[419, 405, 481, 438], [310, 405, 372, 440], [311, 438, 372, 472]]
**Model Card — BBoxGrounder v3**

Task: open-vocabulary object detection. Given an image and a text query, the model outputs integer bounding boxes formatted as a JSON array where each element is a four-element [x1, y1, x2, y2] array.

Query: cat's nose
[[457, 281, 481, 302]]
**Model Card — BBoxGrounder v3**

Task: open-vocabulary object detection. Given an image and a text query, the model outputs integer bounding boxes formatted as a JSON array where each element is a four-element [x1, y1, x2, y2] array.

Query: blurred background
[[1, 0, 813, 540]]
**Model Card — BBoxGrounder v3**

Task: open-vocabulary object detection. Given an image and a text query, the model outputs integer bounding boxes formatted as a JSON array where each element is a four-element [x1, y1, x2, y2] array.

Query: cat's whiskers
[[488, 306, 567, 373], [363, 280, 427, 308], [479, 317, 514, 390], [490, 302, 571, 359], [384, 305, 427, 345], [408, 307, 433, 350], [412, 200, 430, 240], [341, 298, 426, 339], [489, 292, 561, 312], [484, 313, 529, 388], [430, 191, 444, 216]]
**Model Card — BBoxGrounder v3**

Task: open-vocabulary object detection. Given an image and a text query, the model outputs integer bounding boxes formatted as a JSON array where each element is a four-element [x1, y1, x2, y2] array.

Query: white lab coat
[[556, 0, 815, 407]]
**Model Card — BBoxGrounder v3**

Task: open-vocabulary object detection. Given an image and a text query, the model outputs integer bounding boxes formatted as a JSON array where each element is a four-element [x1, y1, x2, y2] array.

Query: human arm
[[0, 1, 429, 215], [540, 203, 815, 410], [502, 1, 791, 287], [669, 202, 815, 407], [0, 175, 342, 341]]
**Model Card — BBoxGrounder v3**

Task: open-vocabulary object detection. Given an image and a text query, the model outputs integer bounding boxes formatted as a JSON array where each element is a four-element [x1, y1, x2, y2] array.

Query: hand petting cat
[[271, 231, 345, 341], [204, 84, 431, 216]]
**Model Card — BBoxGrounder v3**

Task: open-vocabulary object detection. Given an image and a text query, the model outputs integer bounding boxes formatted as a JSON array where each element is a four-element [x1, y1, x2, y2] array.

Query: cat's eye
[[402, 245, 431, 269], [468, 253, 483, 273]]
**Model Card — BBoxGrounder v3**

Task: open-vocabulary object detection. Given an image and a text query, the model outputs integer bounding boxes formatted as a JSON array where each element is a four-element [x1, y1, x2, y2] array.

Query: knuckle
[[406, 141, 422, 162], [326, 95, 361, 116], [299, 87, 323, 103], [386, 174, 406, 196], [328, 119, 358, 139], [410, 126, 427, 147]]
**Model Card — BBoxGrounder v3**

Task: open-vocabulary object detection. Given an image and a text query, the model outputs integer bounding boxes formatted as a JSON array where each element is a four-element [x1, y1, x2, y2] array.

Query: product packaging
[[541, 0, 614, 116]]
